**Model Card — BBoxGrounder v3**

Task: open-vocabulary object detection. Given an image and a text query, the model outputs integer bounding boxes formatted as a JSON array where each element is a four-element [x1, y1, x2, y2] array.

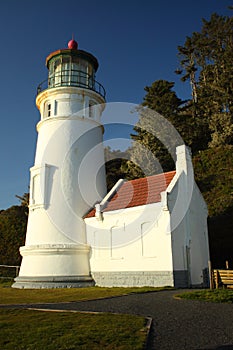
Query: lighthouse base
[[12, 275, 95, 289], [12, 243, 94, 289]]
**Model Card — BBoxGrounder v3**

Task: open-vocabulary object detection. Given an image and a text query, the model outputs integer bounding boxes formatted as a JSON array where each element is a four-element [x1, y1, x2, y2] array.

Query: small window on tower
[[43, 101, 52, 119], [29, 164, 50, 208], [47, 103, 51, 117], [89, 101, 95, 118]]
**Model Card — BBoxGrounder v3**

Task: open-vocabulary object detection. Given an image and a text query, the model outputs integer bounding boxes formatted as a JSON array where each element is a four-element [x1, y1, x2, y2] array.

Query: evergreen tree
[[124, 80, 185, 179], [0, 205, 27, 267], [193, 145, 233, 267], [104, 146, 129, 191], [15, 192, 29, 209], [142, 80, 184, 115], [176, 13, 233, 147], [0, 193, 28, 270]]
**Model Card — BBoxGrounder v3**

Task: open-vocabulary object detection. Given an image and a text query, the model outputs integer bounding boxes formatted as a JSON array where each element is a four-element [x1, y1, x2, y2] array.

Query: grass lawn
[[0, 279, 173, 305], [176, 288, 233, 303], [0, 279, 156, 349], [0, 309, 148, 350]]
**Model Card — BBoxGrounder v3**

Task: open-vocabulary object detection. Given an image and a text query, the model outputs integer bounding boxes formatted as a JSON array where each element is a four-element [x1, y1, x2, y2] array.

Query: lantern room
[[37, 39, 106, 98]]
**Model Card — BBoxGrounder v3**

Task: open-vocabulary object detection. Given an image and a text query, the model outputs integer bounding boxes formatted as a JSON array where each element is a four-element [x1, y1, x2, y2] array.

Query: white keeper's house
[[13, 39, 210, 289]]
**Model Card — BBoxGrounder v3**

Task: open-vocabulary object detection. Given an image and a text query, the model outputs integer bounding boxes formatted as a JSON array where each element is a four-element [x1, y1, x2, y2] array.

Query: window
[[61, 56, 71, 85], [32, 174, 42, 205], [141, 222, 156, 257], [89, 101, 95, 118], [54, 58, 61, 86], [47, 103, 51, 117], [29, 164, 50, 208], [111, 226, 124, 259], [48, 61, 54, 87], [43, 101, 52, 119], [71, 62, 79, 85]]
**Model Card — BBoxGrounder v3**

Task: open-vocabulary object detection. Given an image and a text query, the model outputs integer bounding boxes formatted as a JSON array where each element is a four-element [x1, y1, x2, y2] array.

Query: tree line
[[105, 12, 233, 267], [110, 12, 233, 179]]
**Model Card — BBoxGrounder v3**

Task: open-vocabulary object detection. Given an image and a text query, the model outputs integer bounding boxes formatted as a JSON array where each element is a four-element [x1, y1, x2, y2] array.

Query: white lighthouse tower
[[13, 39, 106, 288]]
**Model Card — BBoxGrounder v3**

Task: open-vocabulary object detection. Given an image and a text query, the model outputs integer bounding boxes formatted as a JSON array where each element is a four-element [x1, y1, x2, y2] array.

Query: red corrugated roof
[[85, 170, 176, 218]]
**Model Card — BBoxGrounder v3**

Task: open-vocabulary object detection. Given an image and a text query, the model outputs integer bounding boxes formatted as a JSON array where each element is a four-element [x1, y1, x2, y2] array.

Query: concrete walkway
[[2, 289, 233, 349]]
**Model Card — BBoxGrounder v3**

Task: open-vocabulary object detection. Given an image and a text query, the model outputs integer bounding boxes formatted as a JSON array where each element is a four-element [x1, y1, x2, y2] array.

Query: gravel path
[[2, 289, 233, 350]]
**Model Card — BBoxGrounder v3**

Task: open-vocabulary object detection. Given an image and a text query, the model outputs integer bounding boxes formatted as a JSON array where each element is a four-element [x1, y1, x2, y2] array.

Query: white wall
[[85, 202, 173, 274], [86, 145, 210, 288], [168, 145, 210, 287], [16, 86, 106, 284]]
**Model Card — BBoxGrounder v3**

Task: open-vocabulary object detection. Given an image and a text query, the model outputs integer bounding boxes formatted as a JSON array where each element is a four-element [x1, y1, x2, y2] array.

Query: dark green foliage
[[208, 208, 233, 268], [193, 146, 233, 267], [142, 80, 184, 114], [193, 146, 233, 217], [0, 205, 28, 266], [104, 146, 130, 191], [125, 81, 184, 179], [176, 102, 211, 153], [176, 13, 233, 148]]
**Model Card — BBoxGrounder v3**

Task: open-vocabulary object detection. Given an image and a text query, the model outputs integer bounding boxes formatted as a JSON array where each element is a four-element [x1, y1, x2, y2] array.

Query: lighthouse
[[13, 39, 106, 288]]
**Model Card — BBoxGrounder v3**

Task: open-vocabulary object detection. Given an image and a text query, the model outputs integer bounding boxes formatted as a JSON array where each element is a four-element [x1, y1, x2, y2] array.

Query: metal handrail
[[37, 69, 106, 99]]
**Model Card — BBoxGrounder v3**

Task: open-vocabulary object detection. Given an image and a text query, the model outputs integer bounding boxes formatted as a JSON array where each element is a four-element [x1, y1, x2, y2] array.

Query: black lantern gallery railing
[[37, 69, 106, 99]]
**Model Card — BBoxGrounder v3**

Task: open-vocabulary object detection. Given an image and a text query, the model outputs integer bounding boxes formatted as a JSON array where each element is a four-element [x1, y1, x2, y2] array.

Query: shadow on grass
[[199, 345, 233, 350]]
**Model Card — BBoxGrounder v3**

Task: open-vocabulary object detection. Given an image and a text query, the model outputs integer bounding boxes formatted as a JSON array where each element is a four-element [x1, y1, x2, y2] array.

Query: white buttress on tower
[[13, 39, 106, 288]]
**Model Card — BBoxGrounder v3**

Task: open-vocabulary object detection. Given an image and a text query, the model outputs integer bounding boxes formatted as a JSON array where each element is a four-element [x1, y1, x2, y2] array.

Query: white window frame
[[43, 101, 53, 119]]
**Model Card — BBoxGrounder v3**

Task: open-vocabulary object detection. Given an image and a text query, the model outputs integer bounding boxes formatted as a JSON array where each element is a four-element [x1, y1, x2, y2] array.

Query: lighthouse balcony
[[37, 70, 106, 99]]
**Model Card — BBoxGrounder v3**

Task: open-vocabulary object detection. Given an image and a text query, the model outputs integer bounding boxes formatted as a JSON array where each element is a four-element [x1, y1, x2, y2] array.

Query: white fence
[[0, 264, 20, 278]]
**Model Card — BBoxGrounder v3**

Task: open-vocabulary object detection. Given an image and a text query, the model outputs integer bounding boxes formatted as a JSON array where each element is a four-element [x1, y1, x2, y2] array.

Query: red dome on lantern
[[68, 39, 78, 50]]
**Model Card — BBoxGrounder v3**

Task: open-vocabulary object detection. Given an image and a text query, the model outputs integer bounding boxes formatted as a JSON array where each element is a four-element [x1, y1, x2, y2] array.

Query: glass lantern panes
[[48, 54, 95, 90]]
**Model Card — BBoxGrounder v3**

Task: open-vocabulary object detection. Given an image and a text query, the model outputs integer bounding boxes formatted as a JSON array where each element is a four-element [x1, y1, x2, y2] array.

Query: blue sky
[[0, 0, 232, 209]]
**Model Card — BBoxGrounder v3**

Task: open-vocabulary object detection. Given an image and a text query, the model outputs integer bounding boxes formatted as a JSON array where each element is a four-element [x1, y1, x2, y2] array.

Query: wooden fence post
[[208, 261, 213, 289], [216, 270, 220, 289]]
